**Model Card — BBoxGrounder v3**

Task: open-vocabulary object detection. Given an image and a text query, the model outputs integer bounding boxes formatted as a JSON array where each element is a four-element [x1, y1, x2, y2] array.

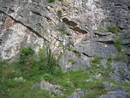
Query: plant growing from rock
[[107, 26, 119, 34]]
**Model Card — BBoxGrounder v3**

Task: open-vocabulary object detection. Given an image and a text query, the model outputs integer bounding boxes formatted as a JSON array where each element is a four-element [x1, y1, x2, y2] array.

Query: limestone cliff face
[[0, 0, 129, 61]]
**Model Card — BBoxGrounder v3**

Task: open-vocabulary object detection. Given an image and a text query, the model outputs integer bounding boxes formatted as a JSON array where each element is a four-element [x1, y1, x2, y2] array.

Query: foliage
[[89, 56, 113, 77], [113, 37, 122, 52], [19, 46, 35, 65], [107, 26, 119, 34], [95, 25, 119, 35], [0, 47, 130, 98]]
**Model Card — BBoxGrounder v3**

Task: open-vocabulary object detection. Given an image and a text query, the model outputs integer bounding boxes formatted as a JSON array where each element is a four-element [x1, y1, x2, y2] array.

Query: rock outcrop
[[0, 0, 130, 98], [0, 0, 129, 60]]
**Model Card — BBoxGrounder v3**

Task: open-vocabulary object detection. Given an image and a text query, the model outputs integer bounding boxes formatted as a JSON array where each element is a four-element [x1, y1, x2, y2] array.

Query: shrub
[[42, 47, 59, 74], [19, 47, 60, 78], [19, 46, 35, 65]]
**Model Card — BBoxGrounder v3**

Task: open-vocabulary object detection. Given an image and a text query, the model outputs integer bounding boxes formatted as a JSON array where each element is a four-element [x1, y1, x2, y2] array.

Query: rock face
[[99, 91, 128, 98], [0, 0, 130, 82], [32, 80, 64, 96], [0, 0, 129, 60], [68, 91, 84, 98], [0, 0, 130, 98], [0, 20, 44, 59]]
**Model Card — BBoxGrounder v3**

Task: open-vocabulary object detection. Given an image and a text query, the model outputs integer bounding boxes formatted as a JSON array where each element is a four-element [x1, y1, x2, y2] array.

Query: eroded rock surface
[[0, 0, 130, 98], [0, 0, 129, 60]]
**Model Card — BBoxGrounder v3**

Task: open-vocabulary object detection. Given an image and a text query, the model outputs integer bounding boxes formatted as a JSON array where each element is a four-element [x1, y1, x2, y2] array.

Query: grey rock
[[127, 52, 130, 56], [0, 0, 129, 59], [128, 56, 130, 63], [120, 30, 130, 39], [95, 35, 114, 43], [59, 50, 91, 70], [74, 41, 117, 58], [122, 39, 130, 45], [0, 22, 44, 59], [32, 80, 64, 96], [94, 32, 114, 36], [68, 91, 84, 98], [110, 62, 130, 83], [103, 82, 124, 91], [99, 91, 128, 98]]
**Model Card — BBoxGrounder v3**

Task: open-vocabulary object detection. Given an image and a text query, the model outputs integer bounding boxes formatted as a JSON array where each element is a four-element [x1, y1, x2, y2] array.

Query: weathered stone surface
[[0, 22, 44, 59], [122, 39, 130, 45], [103, 82, 124, 91], [110, 62, 130, 83], [59, 50, 91, 70], [74, 41, 117, 58], [68, 91, 84, 98], [0, 0, 130, 97], [0, 0, 129, 59], [32, 80, 64, 96], [99, 91, 128, 98], [120, 30, 130, 39], [95, 35, 114, 43], [94, 32, 114, 36]]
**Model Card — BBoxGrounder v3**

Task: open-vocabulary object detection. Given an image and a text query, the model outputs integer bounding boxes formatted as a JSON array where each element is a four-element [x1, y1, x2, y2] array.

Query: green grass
[[95, 26, 119, 35], [0, 47, 129, 98], [107, 26, 119, 34], [113, 37, 123, 52]]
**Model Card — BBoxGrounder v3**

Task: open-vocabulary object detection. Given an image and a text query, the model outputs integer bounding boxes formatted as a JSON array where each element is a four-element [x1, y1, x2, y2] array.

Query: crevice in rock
[[31, 10, 42, 16], [62, 18, 88, 34], [62, 18, 78, 27], [82, 52, 92, 57], [0, 39, 2, 45], [128, 6, 130, 10], [114, 3, 122, 7], [44, 16, 52, 22], [70, 26, 88, 34], [72, 50, 92, 57], [96, 41, 114, 44], [0, 10, 49, 42], [94, 32, 113, 36]]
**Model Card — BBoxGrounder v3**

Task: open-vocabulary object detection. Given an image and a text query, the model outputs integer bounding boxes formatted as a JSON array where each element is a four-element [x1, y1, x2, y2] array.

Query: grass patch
[[95, 25, 119, 35], [0, 47, 129, 98]]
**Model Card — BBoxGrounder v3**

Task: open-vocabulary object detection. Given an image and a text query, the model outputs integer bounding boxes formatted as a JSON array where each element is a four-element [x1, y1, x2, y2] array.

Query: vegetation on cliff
[[0, 47, 130, 98]]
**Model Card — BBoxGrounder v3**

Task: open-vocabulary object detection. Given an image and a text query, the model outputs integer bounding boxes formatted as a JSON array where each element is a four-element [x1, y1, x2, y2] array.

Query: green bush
[[37, 47, 60, 74], [18, 47, 60, 79], [19, 46, 35, 65], [0, 46, 61, 97]]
